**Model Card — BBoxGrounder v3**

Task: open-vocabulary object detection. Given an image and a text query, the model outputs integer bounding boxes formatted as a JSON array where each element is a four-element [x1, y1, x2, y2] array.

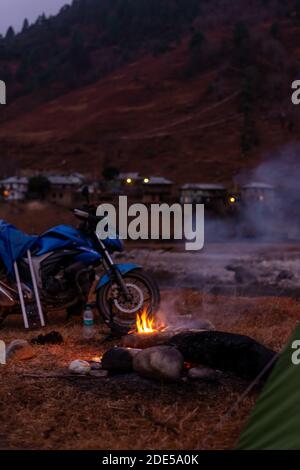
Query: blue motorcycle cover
[[0, 220, 38, 274]]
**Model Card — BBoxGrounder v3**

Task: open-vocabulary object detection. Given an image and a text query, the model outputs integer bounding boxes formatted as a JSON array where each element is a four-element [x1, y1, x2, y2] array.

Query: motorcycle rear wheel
[[96, 269, 160, 334]]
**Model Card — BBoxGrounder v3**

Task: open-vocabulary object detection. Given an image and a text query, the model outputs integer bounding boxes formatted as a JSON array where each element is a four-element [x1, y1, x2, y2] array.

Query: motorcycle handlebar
[[73, 208, 100, 224], [73, 208, 89, 219]]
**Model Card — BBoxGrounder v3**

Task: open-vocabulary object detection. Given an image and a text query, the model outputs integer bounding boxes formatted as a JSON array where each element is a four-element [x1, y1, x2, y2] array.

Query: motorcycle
[[0, 200, 160, 333]]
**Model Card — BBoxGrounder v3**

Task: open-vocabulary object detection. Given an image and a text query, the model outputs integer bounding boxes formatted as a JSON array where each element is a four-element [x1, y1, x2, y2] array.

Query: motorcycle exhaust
[[0, 280, 17, 307]]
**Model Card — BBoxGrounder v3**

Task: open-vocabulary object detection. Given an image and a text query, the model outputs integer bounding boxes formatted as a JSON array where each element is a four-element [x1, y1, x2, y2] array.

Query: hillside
[[1, 0, 300, 183]]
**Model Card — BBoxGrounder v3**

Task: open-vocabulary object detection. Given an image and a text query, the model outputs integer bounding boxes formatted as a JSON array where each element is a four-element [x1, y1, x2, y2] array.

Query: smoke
[[205, 143, 300, 241], [157, 292, 182, 326], [240, 144, 300, 240], [157, 291, 215, 331]]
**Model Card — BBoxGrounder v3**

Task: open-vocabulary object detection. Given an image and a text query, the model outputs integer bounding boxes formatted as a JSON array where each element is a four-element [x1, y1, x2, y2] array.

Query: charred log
[[169, 331, 276, 380]]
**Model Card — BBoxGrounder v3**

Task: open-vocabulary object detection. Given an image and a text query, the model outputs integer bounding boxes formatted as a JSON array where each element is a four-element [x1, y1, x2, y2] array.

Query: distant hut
[[0, 176, 28, 200], [116, 172, 143, 199], [47, 174, 84, 206], [179, 183, 227, 213], [142, 176, 174, 203], [241, 182, 276, 206]]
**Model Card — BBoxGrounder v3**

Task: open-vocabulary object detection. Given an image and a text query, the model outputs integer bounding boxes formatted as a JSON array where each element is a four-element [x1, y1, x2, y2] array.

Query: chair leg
[[14, 261, 29, 329], [26, 250, 45, 327]]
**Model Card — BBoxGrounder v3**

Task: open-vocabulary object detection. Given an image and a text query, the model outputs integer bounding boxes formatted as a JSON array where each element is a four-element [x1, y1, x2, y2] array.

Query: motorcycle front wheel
[[96, 269, 160, 334]]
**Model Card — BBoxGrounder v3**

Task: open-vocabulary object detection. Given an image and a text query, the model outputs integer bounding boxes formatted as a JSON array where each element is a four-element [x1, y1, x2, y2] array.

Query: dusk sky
[[0, 0, 71, 34]]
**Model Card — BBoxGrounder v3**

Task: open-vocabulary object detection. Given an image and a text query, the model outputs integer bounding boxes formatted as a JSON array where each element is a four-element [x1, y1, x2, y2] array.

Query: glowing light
[[126, 178, 132, 184], [91, 356, 102, 363], [3, 190, 9, 198], [229, 196, 236, 204], [144, 178, 150, 183], [136, 310, 156, 334], [134, 309, 165, 335]]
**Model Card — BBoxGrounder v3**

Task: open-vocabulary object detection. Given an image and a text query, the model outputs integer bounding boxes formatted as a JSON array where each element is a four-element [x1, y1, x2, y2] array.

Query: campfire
[[134, 309, 165, 335], [122, 310, 218, 349], [70, 307, 274, 384], [123, 309, 168, 348], [124, 309, 215, 348]]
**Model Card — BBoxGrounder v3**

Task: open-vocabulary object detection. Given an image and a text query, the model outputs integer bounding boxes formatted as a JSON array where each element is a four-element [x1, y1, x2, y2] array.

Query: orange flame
[[91, 356, 102, 363], [135, 309, 166, 334], [136, 309, 156, 334]]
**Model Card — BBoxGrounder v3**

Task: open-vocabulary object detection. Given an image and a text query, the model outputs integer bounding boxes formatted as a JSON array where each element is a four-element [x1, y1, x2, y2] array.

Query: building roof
[[118, 173, 173, 185], [242, 182, 275, 190], [0, 174, 84, 187], [118, 172, 141, 180], [180, 183, 226, 190], [0, 177, 28, 185], [144, 176, 173, 185], [48, 175, 82, 185]]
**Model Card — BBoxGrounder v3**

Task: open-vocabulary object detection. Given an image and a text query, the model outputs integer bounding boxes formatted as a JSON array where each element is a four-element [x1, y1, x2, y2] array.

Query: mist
[[206, 144, 300, 242], [242, 144, 300, 240]]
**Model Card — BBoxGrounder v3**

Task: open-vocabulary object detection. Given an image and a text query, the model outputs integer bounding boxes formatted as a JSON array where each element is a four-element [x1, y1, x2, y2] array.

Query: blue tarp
[[0, 220, 38, 274]]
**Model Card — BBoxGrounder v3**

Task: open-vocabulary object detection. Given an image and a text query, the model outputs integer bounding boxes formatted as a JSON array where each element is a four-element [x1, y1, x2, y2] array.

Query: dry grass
[[0, 289, 299, 450]]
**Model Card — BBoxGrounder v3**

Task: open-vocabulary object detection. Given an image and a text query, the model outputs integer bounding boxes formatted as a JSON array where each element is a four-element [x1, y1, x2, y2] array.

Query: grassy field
[[0, 289, 298, 450]]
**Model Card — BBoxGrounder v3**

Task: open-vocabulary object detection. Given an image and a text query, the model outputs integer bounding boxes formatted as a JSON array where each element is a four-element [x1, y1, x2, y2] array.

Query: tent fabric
[[237, 324, 300, 449], [0, 220, 38, 274]]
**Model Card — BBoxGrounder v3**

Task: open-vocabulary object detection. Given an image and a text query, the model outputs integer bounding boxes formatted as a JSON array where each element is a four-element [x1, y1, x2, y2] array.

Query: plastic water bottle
[[83, 305, 96, 340]]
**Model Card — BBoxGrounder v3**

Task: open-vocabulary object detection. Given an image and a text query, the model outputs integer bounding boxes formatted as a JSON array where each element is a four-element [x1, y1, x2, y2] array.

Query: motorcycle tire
[[96, 269, 160, 335]]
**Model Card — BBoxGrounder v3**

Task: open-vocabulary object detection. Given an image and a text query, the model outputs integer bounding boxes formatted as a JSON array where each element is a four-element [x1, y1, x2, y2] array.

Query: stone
[[69, 359, 91, 375], [89, 369, 109, 378], [226, 264, 257, 284], [187, 366, 220, 382], [133, 346, 184, 381], [6, 339, 36, 361], [169, 331, 276, 380], [101, 347, 141, 373], [90, 360, 102, 370]]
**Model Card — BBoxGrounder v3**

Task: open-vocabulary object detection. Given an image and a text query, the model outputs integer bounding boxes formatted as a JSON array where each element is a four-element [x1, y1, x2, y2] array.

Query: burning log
[[168, 331, 276, 380], [121, 309, 167, 348], [121, 308, 214, 349], [122, 328, 209, 349], [122, 331, 167, 349]]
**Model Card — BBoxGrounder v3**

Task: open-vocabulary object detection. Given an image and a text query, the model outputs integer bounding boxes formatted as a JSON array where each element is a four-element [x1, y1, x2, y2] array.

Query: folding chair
[[14, 250, 45, 329]]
